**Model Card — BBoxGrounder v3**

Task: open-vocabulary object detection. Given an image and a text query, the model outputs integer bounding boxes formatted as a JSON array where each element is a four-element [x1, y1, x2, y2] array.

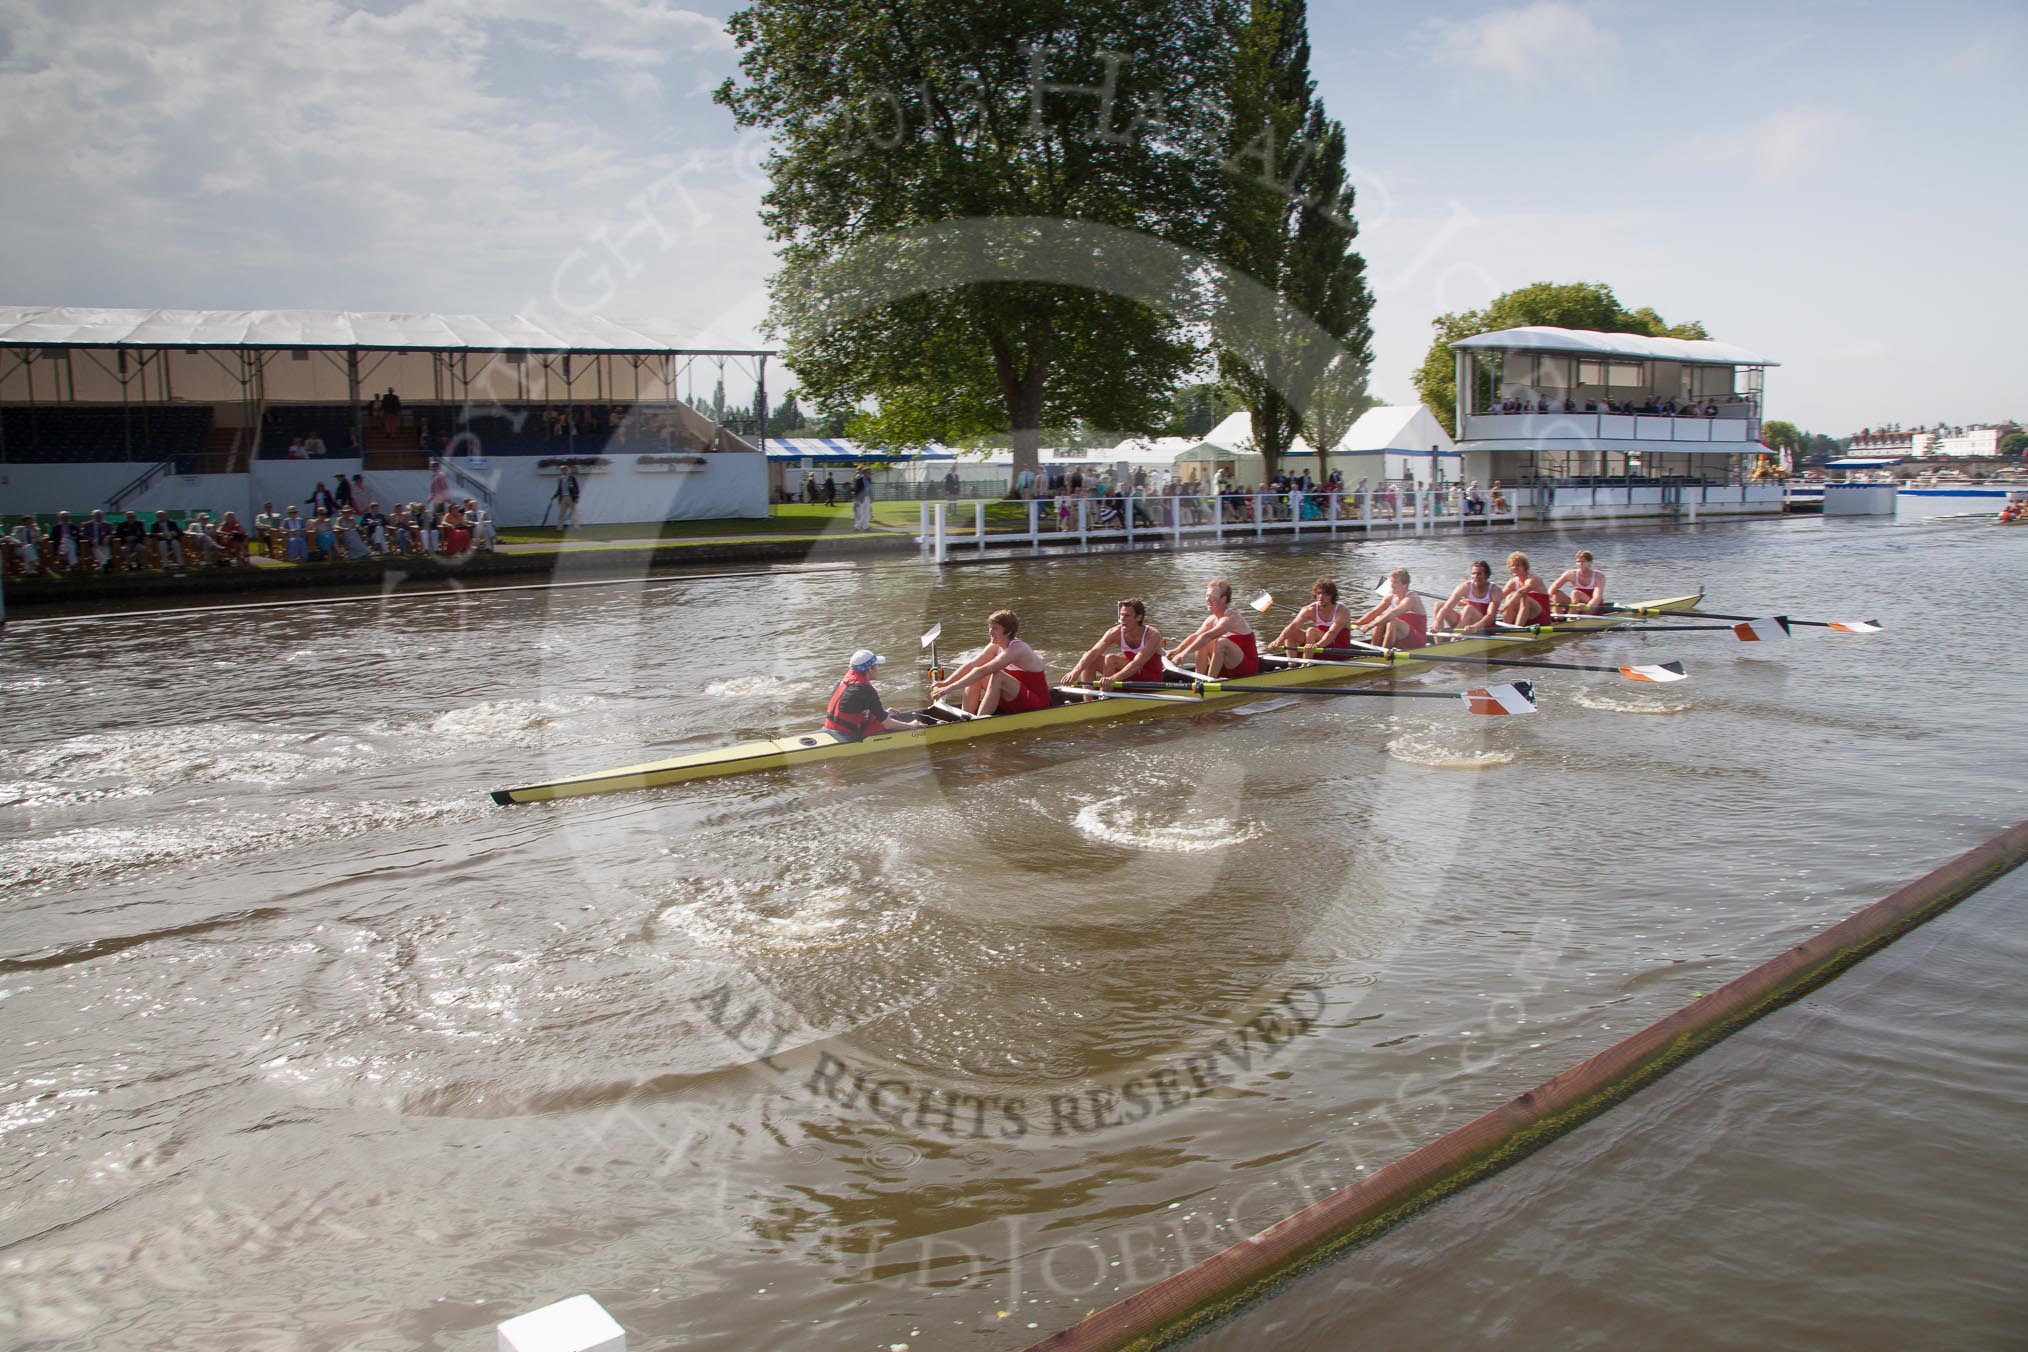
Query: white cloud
[[1432, 2, 1620, 88], [1669, 105, 1854, 183], [0, 0, 749, 326]]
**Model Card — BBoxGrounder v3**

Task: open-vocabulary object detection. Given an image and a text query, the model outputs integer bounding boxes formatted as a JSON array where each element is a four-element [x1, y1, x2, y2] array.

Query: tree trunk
[[988, 326, 1049, 488], [1007, 369, 1046, 486]]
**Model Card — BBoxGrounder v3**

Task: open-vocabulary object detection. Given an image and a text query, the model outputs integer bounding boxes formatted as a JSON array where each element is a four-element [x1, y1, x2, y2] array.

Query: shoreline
[[0, 530, 920, 619]]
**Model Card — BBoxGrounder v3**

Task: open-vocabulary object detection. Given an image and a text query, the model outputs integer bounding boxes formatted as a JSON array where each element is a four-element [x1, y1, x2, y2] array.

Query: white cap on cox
[[849, 649, 885, 670]]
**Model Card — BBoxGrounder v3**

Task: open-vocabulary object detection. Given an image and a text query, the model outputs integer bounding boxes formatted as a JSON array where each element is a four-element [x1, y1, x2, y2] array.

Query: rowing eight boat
[[487, 591, 1704, 804]]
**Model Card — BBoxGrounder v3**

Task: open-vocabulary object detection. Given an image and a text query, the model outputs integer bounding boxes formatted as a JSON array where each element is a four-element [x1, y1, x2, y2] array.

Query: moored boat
[[489, 591, 1705, 804]]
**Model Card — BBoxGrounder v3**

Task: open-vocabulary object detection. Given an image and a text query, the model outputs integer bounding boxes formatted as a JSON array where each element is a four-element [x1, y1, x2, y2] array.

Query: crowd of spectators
[[5, 494, 497, 578], [1006, 465, 1511, 531], [1487, 393, 1735, 417], [6, 508, 253, 574]]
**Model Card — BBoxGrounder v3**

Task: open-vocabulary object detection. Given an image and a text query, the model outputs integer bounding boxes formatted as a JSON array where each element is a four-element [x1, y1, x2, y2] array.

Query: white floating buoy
[[497, 1294, 625, 1352]]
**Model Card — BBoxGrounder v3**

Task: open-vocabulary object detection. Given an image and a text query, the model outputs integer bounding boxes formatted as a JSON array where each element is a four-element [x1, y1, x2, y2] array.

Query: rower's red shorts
[[1002, 666, 1053, 713], [1224, 631, 1261, 678]]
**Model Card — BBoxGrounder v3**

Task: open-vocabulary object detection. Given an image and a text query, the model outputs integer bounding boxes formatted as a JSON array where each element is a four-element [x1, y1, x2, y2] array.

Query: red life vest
[[823, 670, 880, 739]]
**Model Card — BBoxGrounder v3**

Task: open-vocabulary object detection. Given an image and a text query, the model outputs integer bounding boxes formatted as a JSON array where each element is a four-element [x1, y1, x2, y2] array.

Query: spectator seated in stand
[[149, 511, 186, 567], [214, 513, 249, 564], [7, 516, 44, 575]]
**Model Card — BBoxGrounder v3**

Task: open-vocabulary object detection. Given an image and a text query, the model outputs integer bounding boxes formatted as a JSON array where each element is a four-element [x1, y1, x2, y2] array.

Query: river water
[[1, 498, 2021, 1350]]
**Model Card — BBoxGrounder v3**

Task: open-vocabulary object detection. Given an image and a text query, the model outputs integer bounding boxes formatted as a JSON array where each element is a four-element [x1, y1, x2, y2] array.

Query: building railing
[[1463, 411, 1761, 444]]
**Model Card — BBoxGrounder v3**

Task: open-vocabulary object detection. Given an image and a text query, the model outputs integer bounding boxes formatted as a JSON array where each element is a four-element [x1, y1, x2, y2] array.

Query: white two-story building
[[1449, 326, 1784, 519]]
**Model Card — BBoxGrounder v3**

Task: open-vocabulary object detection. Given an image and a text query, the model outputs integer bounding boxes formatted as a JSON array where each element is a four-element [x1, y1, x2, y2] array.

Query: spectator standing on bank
[[823, 472, 837, 507], [381, 387, 402, 438], [943, 468, 961, 503], [852, 465, 873, 529], [558, 470, 582, 527], [333, 474, 354, 510]]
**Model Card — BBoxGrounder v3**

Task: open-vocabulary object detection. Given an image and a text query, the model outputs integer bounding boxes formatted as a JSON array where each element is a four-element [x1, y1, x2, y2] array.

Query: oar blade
[[1828, 619, 1884, 634], [1620, 660, 1689, 683], [1460, 681, 1537, 715], [1732, 617, 1791, 642], [1250, 590, 1276, 613], [920, 622, 942, 647]]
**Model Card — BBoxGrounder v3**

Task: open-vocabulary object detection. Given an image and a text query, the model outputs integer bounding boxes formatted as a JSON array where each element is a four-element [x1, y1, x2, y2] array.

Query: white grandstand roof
[[1450, 326, 1777, 367], [0, 306, 763, 353]]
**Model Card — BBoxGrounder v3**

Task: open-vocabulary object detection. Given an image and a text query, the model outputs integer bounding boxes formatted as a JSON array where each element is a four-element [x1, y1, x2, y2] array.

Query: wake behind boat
[[487, 591, 1706, 804]]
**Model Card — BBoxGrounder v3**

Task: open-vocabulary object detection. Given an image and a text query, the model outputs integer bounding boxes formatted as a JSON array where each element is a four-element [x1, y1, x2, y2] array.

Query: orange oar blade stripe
[[1462, 681, 1537, 715], [1828, 619, 1883, 633], [1731, 617, 1792, 642]]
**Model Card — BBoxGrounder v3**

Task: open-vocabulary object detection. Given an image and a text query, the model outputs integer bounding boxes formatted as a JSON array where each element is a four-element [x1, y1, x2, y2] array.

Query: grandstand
[[0, 308, 775, 524]]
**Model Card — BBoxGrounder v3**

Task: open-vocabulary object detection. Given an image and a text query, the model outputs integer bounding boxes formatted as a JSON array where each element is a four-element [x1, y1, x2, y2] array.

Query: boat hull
[[489, 592, 1704, 804]]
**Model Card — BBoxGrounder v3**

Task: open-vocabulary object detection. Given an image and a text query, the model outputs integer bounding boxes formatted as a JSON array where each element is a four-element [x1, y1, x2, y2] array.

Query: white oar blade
[[1621, 661, 1689, 683], [920, 622, 942, 647], [1732, 617, 1791, 642], [1461, 681, 1537, 715], [1828, 619, 1883, 634], [1250, 590, 1276, 613]]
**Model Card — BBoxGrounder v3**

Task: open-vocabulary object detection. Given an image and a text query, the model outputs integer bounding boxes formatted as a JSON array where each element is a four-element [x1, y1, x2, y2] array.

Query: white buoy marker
[[497, 1294, 625, 1352]]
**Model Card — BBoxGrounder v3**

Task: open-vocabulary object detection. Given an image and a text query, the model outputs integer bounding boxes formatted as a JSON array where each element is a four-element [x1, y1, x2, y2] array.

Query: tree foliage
[[717, 0, 1235, 475], [1999, 429, 2028, 458], [1411, 282, 1709, 436], [1760, 419, 1802, 454], [1213, 0, 1373, 480], [1162, 381, 1243, 439]]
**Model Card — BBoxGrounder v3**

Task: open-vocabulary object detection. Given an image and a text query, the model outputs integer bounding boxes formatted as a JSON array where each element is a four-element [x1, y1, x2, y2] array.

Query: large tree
[[1213, 0, 1373, 480], [1412, 282, 1708, 436], [716, 0, 1234, 480]]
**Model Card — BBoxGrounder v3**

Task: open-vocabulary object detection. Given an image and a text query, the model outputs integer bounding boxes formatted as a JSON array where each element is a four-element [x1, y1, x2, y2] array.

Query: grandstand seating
[[0, 405, 213, 465], [262, 402, 718, 458]]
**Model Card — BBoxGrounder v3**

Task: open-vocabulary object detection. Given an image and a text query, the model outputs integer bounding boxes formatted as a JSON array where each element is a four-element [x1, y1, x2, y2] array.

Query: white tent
[[1174, 405, 1462, 483]]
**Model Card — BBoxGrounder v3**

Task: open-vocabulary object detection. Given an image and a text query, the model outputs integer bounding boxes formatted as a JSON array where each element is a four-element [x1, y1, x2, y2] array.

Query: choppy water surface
[[2, 500, 2022, 1349]]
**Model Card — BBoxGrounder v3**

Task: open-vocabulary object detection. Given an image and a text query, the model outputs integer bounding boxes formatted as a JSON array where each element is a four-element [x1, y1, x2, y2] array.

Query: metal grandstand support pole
[[120, 348, 133, 461], [348, 350, 362, 459]]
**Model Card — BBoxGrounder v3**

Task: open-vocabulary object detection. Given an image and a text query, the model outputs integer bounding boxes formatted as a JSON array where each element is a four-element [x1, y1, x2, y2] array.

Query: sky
[[0, 0, 2021, 435]]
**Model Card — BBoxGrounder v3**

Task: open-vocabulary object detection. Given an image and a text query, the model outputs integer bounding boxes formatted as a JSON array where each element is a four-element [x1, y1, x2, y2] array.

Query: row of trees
[[716, 0, 1375, 483]]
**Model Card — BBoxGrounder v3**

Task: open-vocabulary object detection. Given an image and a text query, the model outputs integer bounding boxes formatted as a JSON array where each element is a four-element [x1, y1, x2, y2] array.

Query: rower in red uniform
[[1549, 549, 1606, 615], [1357, 567, 1430, 649], [1066, 597, 1166, 687], [1431, 559, 1499, 637], [1170, 578, 1260, 678], [1269, 577, 1351, 656], [1499, 550, 1555, 627], [931, 609, 1052, 715], [822, 649, 926, 741]]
